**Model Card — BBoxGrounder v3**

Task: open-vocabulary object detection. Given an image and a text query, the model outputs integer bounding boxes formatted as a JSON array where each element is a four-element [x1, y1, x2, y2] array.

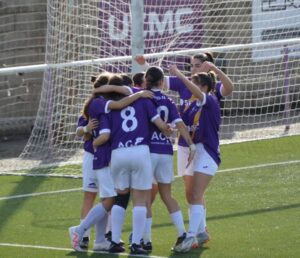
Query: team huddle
[[69, 53, 233, 254]]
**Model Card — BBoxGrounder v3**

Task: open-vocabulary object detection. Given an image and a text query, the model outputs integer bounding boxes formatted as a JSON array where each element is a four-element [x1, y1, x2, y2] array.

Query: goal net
[[1, 0, 300, 174]]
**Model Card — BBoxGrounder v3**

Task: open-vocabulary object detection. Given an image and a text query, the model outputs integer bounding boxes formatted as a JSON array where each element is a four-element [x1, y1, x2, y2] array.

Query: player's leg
[[79, 151, 98, 249], [130, 145, 153, 255]]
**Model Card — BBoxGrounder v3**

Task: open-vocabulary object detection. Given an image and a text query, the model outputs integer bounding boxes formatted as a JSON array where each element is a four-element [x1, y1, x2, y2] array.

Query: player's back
[[108, 98, 159, 151], [149, 90, 182, 154]]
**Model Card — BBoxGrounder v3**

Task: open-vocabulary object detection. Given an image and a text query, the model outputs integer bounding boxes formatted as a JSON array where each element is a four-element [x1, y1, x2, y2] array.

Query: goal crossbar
[[1, 38, 299, 76]]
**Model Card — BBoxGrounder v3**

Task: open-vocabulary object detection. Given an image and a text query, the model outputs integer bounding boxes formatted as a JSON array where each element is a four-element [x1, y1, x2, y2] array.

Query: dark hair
[[120, 73, 133, 86], [107, 74, 126, 100], [133, 72, 145, 88], [193, 52, 214, 64], [145, 66, 164, 90], [90, 76, 97, 83], [204, 52, 214, 63], [192, 71, 217, 93], [93, 72, 111, 89], [109, 74, 124, 86], [82, 72, 111, 119]]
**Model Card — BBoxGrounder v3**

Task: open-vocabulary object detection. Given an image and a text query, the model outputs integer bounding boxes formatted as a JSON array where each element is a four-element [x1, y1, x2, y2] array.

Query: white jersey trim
[[99, 128, 110, 134], [105, 100, 111, 113], [151, 114, 160, 122], [173, 118, 183, 124]]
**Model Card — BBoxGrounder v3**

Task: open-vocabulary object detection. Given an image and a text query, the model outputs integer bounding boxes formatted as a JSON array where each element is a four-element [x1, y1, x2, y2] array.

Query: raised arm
[[93, 85, 132, 96], [169, 64, 204, 101], [135, 55, 172, 91], [198, 61, 233, 96], [175, 121, 196, 167], [108, 90, 154, 110]]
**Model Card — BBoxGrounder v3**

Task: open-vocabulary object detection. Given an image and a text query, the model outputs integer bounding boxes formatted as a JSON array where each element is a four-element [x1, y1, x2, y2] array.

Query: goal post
[[0, 0, 300, 174]]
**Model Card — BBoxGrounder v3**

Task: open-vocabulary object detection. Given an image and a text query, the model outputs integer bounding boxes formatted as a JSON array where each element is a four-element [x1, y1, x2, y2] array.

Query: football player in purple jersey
[[69, 73, 154, 252], [103, 89, 172, 255], [169, 65, 222, 252], [75, 116, 99, 249], [136, 53, 233, 238], [143, 66, 196, 252]]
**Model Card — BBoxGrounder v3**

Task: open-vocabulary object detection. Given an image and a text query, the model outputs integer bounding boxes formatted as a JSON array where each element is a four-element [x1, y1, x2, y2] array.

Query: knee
[[115, 192, 131, 210]]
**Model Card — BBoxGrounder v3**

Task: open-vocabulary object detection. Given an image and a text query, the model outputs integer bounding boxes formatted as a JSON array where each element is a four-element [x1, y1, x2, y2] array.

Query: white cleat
[[173, 235, 198, 253], [93, 239, 111, 251], [196, 231, 210, 245], [69, 226, 83, 251]]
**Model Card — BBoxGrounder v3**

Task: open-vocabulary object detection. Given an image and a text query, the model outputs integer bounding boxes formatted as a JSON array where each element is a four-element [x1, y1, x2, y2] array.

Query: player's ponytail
[[145, 66, 164, 90], [192, 71, 216, 93]]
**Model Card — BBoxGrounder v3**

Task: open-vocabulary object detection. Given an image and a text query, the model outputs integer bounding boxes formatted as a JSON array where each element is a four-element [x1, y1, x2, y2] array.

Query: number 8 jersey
[[107, 98, 160, 150]]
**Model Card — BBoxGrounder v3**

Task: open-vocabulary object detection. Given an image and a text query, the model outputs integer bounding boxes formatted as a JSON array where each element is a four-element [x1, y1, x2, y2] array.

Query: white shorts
[[82, 151, 98, 192], [177, 144, 218, 177], [151, 153, 174, 184], [111, 145, 152, 190], [177, 145, 195, 177], [193, 143, 218, 176], [94, 167, 117, 198]]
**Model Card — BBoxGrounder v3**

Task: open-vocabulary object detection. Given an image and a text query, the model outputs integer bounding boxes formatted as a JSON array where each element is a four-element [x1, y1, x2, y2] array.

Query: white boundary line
[[217, 160, 300, 173], [0, 242, 167, 258], [0, 188, 82, 201], [1, 159, 300, 178], [0, 159, 299, 201]]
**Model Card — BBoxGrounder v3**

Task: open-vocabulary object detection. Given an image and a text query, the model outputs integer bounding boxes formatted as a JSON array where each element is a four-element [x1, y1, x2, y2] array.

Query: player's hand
[[163, 124, 174, 138], [169, 64, 180, 76], [86, 119, 98, 132], [199, 61, 215, 73], [138, 90, 154, 99], [135, 55, 146, 65], [186, 144, 196, 168], [83, 133, 92, 142]]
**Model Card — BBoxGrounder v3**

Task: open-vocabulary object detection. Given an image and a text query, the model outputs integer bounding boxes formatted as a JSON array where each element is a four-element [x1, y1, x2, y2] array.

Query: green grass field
[[0, 136, 299, 258]]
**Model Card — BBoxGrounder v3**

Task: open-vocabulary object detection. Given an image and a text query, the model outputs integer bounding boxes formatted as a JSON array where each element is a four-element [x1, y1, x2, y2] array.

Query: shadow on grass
[[0, 166, 60, 236], [146, 203, 300, 230], [168, 246, 208, 258]]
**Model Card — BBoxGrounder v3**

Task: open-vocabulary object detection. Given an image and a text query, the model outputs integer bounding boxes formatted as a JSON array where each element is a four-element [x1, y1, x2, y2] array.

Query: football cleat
[[109, 241, 125, 253], [172, 232, 186, 252], [79, 236, 89, 249], [196, 231, 210, 245], [141, 241, 152, 252], [93, 239, 111, 251], [69, 226, 83, 251], [173, 235, 198, 253], [130, 243, 148, 255], [105, 231, 112, 241]]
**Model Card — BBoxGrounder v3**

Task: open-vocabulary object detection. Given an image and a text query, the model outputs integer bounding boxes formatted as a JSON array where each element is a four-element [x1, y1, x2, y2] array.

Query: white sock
[[170, 210, 186, 236], [143, 217, 152, 243], [204, 208, 207, 229], [111, 205, 126, 243], [95, 213, 108, 243], [77, 203, 107, 236], [81, 219, 91, 238], [106, 212, 112, 233], [132, 206, 147, 245], [187, 204, 204, 237]]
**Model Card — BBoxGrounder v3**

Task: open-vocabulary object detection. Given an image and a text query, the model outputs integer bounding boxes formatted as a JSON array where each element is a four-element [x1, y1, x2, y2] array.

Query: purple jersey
[[131, 87, 142, 93], [77, 116, 94, 154], [167, 76, 223, 115], [108, 98, 159, 151], [167, 76, 223, 148], [182, 94, 221, 165], [149, 89, 182, 155], [88, 96, 110, 139], [93, 115, 111, 170]]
